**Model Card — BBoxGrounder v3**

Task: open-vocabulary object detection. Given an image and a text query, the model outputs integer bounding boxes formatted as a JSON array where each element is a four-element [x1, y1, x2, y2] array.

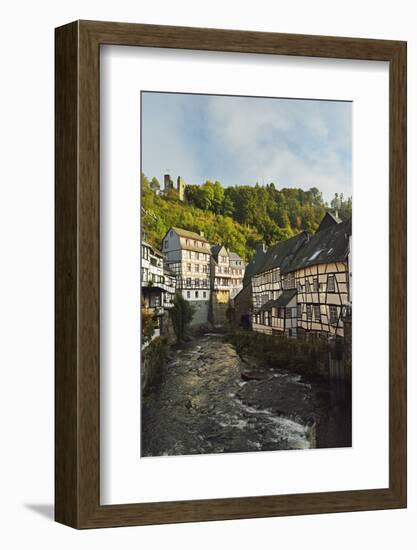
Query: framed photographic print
[[55, 20, 406, 528]]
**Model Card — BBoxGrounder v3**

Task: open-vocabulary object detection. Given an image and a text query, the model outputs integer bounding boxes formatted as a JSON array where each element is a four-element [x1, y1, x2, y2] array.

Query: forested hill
[[141, 174, 352, 261]]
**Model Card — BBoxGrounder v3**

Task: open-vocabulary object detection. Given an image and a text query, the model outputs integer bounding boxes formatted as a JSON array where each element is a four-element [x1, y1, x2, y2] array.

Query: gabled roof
[[316, 211, 342, 232], [283, 218, 351, 273], [142, 240, 163, 257], [170, 226, 209, 243], [211, 244, 227, 257], [228, 251, 243, 262]]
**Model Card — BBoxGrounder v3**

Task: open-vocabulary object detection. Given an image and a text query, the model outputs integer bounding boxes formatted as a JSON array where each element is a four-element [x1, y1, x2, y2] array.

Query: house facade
[[141, 241, 177, 340], [162, 228, 247, 326], [228, 251, 246, 299], [250, 232, 308, 336], [162, 227, 212, 325], [250, 213, 351, 339]]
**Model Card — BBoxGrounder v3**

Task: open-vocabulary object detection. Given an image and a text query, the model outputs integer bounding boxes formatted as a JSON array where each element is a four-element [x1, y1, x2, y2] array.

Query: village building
[[209, 245, 229, 324], [250, 232, 308, 336], [247, 212, 351, 339], [228, 251, 246, 299], [281, 213, 351, 339], [162, 228, 247, 326], [162, 227, 212, 325], [141, 241, 177, 340]]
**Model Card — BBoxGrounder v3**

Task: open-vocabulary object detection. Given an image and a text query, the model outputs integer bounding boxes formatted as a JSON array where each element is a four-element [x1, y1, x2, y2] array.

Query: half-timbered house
[[162, 227, 211, 325], [141, 241, 177, 340], [282, 214, 351, 338], [251, 232, 308, 335], [249, 212, 351, 339]]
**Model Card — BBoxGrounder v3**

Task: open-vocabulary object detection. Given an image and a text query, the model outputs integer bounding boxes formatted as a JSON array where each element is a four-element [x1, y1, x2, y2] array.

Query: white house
[[162, 227, 211, 325], [250, 213, 351, 339]]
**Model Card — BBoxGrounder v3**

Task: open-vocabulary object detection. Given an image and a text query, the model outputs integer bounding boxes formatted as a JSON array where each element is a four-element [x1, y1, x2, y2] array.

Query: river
[[141, 333, 351, 457]]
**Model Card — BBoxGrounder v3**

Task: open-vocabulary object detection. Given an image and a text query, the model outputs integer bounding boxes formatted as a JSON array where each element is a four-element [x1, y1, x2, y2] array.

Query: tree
[[150, 177, 160, 193], [142, 309, 158, 346], [169, 293, 195, 342]]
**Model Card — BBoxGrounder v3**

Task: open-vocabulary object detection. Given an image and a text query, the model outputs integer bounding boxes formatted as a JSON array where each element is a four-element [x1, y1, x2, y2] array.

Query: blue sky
[[141, 92, 352, 204]]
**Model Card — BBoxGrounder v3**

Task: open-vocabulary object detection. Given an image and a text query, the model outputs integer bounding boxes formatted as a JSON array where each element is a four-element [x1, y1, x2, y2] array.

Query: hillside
[[141, 174, 352, 261]]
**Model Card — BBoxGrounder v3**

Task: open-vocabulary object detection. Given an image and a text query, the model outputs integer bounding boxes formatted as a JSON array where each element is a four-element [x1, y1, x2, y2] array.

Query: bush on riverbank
[[141, 336, 170, 395], [226, 329, 332, 377], [169, 293, 195, 342]]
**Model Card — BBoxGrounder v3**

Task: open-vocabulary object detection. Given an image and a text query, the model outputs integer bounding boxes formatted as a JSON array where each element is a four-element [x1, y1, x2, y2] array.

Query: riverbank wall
[[227, 329, 351, 381]]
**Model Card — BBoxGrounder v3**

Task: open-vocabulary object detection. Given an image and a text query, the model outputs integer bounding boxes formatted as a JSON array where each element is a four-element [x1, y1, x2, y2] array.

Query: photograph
[[140, 91, 352, 457]]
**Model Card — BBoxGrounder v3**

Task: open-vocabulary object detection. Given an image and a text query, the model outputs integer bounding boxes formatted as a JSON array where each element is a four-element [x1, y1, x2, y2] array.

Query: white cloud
[[141, 92, 352, 203]]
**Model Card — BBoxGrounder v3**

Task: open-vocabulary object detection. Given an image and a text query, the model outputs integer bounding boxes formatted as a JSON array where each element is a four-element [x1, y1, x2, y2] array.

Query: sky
[[141, 91, 352, 204]]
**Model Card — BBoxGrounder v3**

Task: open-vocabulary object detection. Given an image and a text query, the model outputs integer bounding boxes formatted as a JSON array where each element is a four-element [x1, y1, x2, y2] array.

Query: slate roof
[[256, 290, 297, 313], [260, 232, 308, 273], [242, 248, 267, 287], [316, 211, 342, 232], [171, 226, 209, 243], [243, 231, 308, 285], [211, 244, 227, 257], [283, 218, 351, 273], [142, 240, 163, 257], [228, 251, 243, 262], [274, 289, 297, 307], [259, 299, 276, 313]]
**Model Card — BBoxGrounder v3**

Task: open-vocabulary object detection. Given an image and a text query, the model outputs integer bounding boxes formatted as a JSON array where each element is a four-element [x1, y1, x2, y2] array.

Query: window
[[195, 291, 199, 298], [285, 307, 292, 318], [187, 291, 190, 299], [203, 291, 207, 298], [306, 280, 312, 292], [186, 277, 191, 287], [195, 264, 199, 273], [278, 307, 284, 319], [306, 304, 312, 320], [297, 304, 302, 319], [187, 263, 191, 272], [164, 240, 168, 249], [313, 278, 319, 292], [327, 275, 336, 292], [195, 279, 200, 288], [170, 230, 173, 237], [314, 305, 321, 321], [329, 305, 338, 325]]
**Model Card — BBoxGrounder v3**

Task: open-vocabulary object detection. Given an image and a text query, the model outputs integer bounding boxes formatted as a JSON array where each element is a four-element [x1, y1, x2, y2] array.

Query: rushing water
[[141, 333, 351, 457]]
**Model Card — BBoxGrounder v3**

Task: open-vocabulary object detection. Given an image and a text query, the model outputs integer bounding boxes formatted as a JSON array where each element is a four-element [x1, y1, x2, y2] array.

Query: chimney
[[256, 241, 267, 253], [199, 230, 205, 238]]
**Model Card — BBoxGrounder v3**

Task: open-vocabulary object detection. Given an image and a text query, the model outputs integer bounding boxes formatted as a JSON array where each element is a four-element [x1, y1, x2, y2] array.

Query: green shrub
[[169, 293, 195, 342], [141, 336, 169, 395]]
